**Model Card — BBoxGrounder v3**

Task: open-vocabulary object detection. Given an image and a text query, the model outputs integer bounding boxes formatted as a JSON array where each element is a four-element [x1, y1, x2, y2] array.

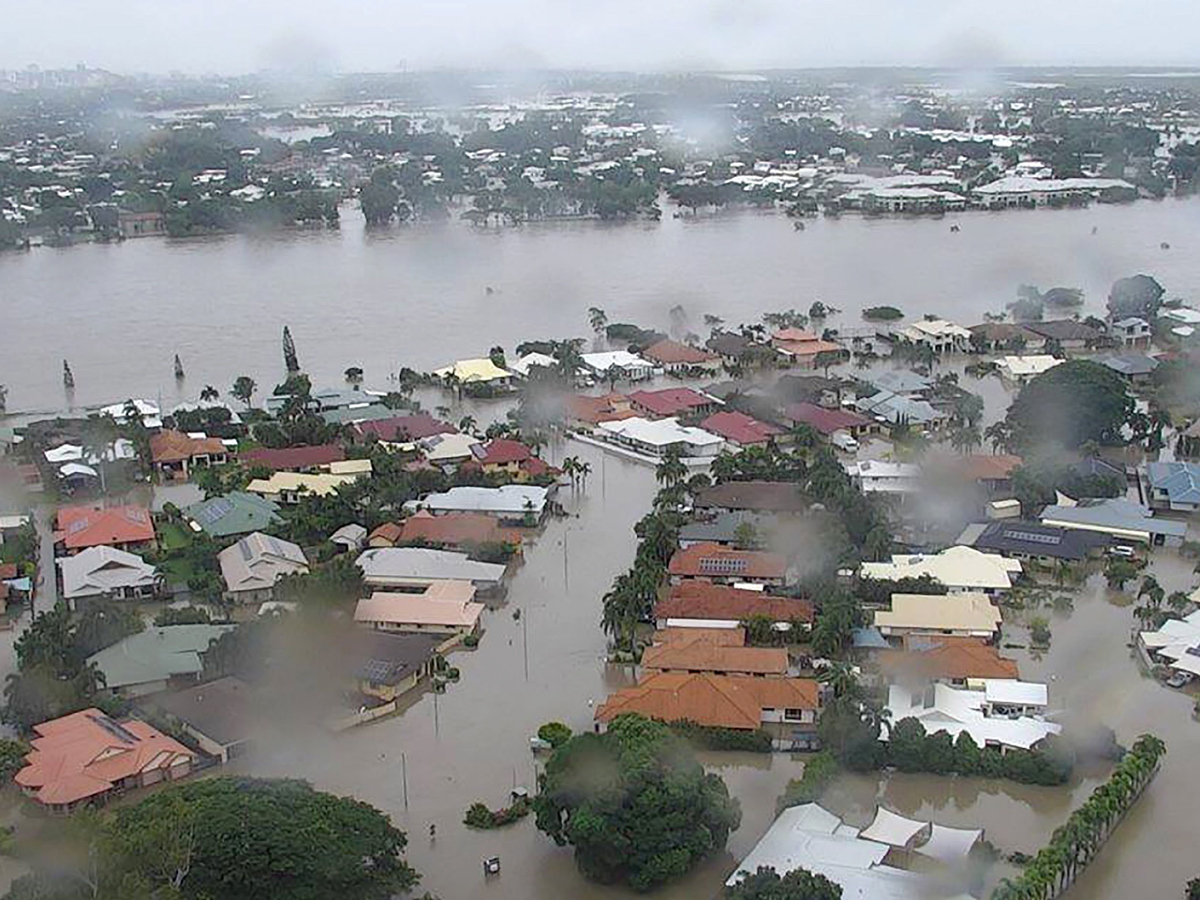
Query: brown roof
[[566, 394, 638, 426], [959, 454, 1023, 482], [656, 582, 814, 623], [641, 642, 789, 675], [239, 444, 345, 471], [395, 510, 521, 548], [641, 339, 718, 366], [879, 638, 1020, 682], [694, 481, 807, 513], [368, 522, 405, 546], [596, 672, 819, 730], [656, 626, 747, 646], [56, 505, 155, 551], [668, 542, 786, 580], [150, 430, 226, 464]]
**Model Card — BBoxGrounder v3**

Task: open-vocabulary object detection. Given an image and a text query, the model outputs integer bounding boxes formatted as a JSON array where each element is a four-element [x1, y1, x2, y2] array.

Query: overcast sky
[[6, 0, 1200, 75]]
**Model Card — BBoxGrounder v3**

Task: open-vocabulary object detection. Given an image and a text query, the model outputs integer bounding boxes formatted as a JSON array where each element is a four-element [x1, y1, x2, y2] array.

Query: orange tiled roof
[[641, 642, 789, 675], [596, 672, 819, 730], [667, 542, 786, 580], [150, 430, 226, 464], [56, 505, 155, 551], [880, 638, 1020, 682], [960, 454, 1024, 481], [642, 339, 718, 366], [395, 510, 522, 548], [657, 582, 814, 623], [15, 709, 194, 807]]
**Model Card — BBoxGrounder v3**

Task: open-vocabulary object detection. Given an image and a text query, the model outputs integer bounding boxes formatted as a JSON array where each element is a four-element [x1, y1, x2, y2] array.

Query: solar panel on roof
[[698, 557, 748, 574], [1002, 529, 1062, 546], [196, 498, 233, 525], [88, 712, 138, 744], [359, 658, 404, 683]]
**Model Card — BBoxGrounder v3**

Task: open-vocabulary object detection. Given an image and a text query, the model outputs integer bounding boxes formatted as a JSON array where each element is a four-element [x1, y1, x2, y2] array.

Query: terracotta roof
[[642, 641, 789, 675], [656, 582, 814, 623], [239, 444, 345, 471], [773, 327, 819, 342], [700, 411, 782, 446], [150, 430, 226, 464], [959, 454, 1023, 482], [782, 402, 872, 435], [470, 438, 534, 465], [355, 415, 457, 443], [15, 709, 194, 807], [775, 337, 843, 358], [641, 339, 718, 366], [668, 542, 786, 580], [395, 510, 522, 548], [566, 394, 638, 425], [596, 672, 819, 730], [656, 626, 748, 646], [695, 481, 808, 513], [879, 638, 1020, 682], [56, 504, 155, 551], [628, 387, 714, 417], [368, 522, 405, 545]]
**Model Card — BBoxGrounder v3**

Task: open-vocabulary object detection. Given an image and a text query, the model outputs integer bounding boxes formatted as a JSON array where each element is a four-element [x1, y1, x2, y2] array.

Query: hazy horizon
[[5, 0, 1200, 77]]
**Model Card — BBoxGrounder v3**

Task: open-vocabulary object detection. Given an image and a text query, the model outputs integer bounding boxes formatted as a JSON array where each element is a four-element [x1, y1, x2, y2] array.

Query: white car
[[1108, 545, 1136, 559]]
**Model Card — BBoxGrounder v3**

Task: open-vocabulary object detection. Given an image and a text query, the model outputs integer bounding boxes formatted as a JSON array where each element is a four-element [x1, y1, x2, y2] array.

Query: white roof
[[58, 463, 99, 479], [1162, 307, 1200, 325], [874, 593, 1002, 635], [59, 546, 158, 599], [861, 546, 1021, 591], [983, 679, 1048, 707], [859, 808, 928, 849], [901, 319, 971, 340], [410, 484, 548, 516], [218, 532, 308, 594], [974, 175, 1133, 195], [1139, 610, 1200, 674], [885, 683, 1061, 751], [596, 416, 724, 449], [998, 355, 1064, 378], [356, 547, 505, 586], [580, 350, 652, 371], [420, 432, 481, 463], [918, 824, 983, 865], [508, 352, 558, 377]]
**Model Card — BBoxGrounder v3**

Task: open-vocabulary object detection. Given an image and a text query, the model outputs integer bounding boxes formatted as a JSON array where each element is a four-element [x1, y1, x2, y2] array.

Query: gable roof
[[239, 444, 345, 471], [88, 624, 237, 689], [59, 546, 159, 600], [667, 542, 787, 580], [628, 387, 715, 417], [1022, 319, 1102, 342], [56, 505, 155, 551], [432, 358, 512, 383], [217, 532, 308, 594], [782, 402, 871, 435], [656, 582, 814, 624], [149, 430, 226, 464], [354, 415, 457, 443], [1145, 461, 1200, 504], [966, 519, 1108, 561], [700, 411, 782, 446], [596, 672, 819, 730], [185, 492, 282, 538], [861, 546, 1021, 591], [695, 481, 807, 513], [642, 339, 718, 365], [878, 638, 1019, 682], [641, 641, 789, 675], [470, 438, 533, 465], [396, 510, 522, 547]]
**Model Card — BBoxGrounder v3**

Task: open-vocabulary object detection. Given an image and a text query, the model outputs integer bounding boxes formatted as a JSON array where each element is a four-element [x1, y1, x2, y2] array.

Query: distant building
[[641, 339, 721, 373]]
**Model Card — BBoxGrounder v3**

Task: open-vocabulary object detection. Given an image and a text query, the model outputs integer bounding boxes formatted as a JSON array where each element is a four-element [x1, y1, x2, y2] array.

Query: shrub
[[462, 633, 480, 648], [777, 751, 840, 812], [862, 305, 904, 321], [464, 796, 531, 829], [670, 720, 772, 753], [537, 721, 573, 749]]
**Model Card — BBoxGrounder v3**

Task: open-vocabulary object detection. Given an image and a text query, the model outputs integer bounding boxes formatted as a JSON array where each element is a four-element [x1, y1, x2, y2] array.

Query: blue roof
[[1146, 461, 1200, 504], [852, 627, 890, 649]]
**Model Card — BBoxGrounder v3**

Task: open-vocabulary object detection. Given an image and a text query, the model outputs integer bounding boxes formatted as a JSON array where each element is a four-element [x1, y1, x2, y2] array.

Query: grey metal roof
[[1100, 354, 1159, 377], [88, 624, 237, 689], [1041, 499, 1187, 538], [965, 520, 1108, 561], [355, 547, 506, 585], [1145, 462, 1200, 505], [679, 512, 768, 544]]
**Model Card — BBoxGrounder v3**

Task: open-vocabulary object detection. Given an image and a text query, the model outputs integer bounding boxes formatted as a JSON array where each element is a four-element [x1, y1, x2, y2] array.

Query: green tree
[[533, 714, 741, 891], [282, 326, 300, 374], [537, 721, 573, 748], [655, 446, 688, 489], [199, 385, 219, 403], [725, 866, 843, 900], [231, 376, 257, 409], [1107, 274, 1165, 320], [1004, 359, 1133, 450], [588, 306, 608, 335]]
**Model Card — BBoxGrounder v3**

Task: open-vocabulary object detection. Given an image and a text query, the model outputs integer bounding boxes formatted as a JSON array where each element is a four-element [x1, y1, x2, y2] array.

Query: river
[[2, 199, 1200, 414], [4, 201, 1200, 898]]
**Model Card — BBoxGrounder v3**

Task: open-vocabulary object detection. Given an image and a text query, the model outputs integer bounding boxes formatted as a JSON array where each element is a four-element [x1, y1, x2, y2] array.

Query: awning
[[917, 823, 983, 865], [860, 807, 929, 849]]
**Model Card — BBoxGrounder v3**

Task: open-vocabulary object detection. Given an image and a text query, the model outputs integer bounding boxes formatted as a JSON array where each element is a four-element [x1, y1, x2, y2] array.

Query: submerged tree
[[174, 354, 185, 380], [282, 326, 300, 374], [231, 376, 257, 409], [62, 360, 75, 391]]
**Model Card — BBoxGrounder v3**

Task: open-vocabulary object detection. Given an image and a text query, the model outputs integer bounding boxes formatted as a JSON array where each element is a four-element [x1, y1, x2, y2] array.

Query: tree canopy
[[726, 866, 843, 900], [533, 713, 741, 891], [1004, 359, 1132, 450], [1107, 274, 1165, 320]]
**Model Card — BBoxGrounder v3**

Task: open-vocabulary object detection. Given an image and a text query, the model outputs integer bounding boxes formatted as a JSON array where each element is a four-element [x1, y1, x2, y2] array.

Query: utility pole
[[401, 752, 408, 810], [522, 610, 529, 681]]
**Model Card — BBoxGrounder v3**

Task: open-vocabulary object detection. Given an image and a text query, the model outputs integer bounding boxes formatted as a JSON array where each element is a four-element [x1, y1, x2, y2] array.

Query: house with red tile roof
[[629, 387, 721, 419], [781, 402, 877, 439], [354, 414, 457, 444], [640, 339, 722, 373], [596, 672, 822, 749], [391, 510, 522, 550], [877, 637, 1020, 687], [149, 430, 229, 479], [771, 329, 844, 369], [463, 439, 554, 482], [641, 629, 789, 677], [565, 393, 637, 428], [239, 444, 346, 472], [15, 709, 195, 813], [654, 582, 814, 629], [667, 542, 787, 586], [55, 504, 156, 555], [700, 411, 782, 448]]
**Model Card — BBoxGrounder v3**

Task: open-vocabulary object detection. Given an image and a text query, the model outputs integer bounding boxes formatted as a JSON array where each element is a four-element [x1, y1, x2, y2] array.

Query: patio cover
[[917, 823, 983, 865], [860, 807, 929, 850]]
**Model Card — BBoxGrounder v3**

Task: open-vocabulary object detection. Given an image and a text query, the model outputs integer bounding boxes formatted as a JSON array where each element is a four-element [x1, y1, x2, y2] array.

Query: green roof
[[185, 491, 282, 538], [88, 624, 237, 689]]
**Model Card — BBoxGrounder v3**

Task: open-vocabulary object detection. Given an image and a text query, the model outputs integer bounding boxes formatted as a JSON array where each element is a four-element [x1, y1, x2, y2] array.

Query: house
[[628, 387, 721, 419], [957, 520, 1108, 563], [956, 454, 1023, 497], [1143, 461, 1200, 512], [856, 391, 946, 431], [594, 417, 725, 460], [354, 415, 457, 445], [867, 370, 933, 399], [55, 504, 156, 556], [88, 624, 236, 697], [1022, 319, 1102, 352], [217, 533, 308, 603], [321, 404, 396, 427], [15, 709, 195, 813], [239, 443, 345, 472], [406, 484, 549, 524], [641, 630, 789, 677], [184, 492, 282, 539], [781, 402, 877, 441], [774, 374, 842, 407], [1111, 317, 1152, 349], [877, 637, 1019, 686], [1100, 353, 1159, 384], [420, 432, 482, 467], [245, 469, 364, 504], [507, 351, 559, 379], [346, 630, 450, 701], [861, 546, 1021, 593], [565, 393, 638, 428], [467, 438, 553, 481], [695, 481, 807, 514], [149, 676, 252, 764], [355, 548, 505, 591], [1041, 498, 1186, 547], [770, 328, 843, 369], [641, 339, 721, 373], [678, 511, 770, 548], [59, 546, 162, 610], [898, 319, 971, 354], [149, 430, 228, 479], [973, 174, 1134, 208], [118, 209, 166, 237], [354, 581, 484, 635], [1138, 610, 1200, 682], [968, 322, 1043, 353], [728, 803, 980, 900], [845, 460, 922, 497], [264, 387, 380, 416], [330, 523, 367, 553], [700, 411, 782, 448], [99, 398, 162, 430], [432, 358, 513, 388], [391, 510, 522, 550], [579, 350, 654, 383], [654, 581, 814, 630], [873, 592, 1003, 641], [997, 355, 1063, 386], [706, 332, 778, 369], [667, 542, 787, 586], [596, 672, 821, 749], [884, 681, 1060, 751], [367, 522, 406, 548]]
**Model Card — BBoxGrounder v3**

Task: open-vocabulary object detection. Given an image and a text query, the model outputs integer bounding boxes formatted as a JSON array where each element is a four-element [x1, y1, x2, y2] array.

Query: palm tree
[[458, 415, 477, 436], [949, 424, 982, 455], [199, 385, 219, 403], [576, 460, 592, 491], [1167, 590, 1191, 615], [344, 366, 364, 386], [231, 375, 257, 409], [655, 447, 687, 489], [588, 306, 608, 336], [984, 420, 1012, 453], [560, 455, 579, 488]]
